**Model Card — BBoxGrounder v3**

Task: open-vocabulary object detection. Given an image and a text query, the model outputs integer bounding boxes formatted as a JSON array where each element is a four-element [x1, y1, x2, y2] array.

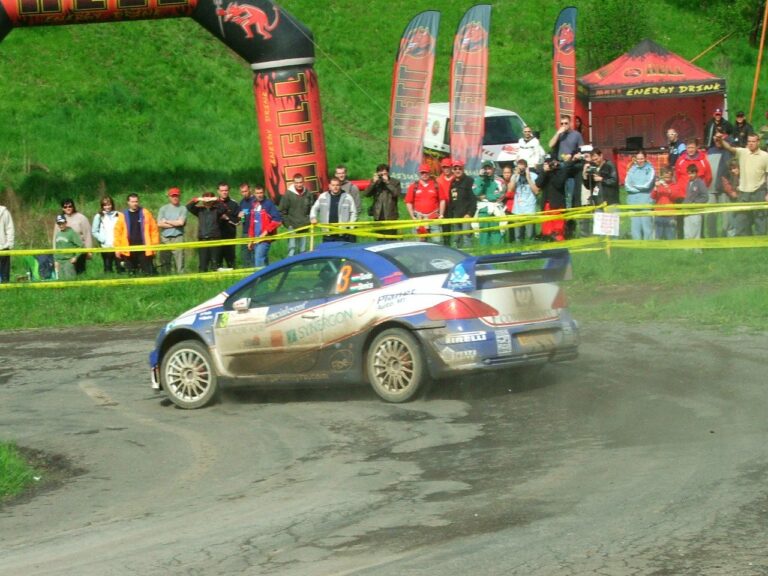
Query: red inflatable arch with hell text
[[0, 0, 328, 197]]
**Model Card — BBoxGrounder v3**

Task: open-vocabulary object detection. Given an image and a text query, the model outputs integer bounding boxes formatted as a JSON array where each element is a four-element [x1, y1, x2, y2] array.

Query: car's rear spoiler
[[443, 249, 573, 293]]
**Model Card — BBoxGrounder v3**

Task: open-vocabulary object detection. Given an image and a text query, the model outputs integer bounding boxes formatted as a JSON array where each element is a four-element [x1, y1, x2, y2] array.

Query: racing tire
[[367, 328, 426, 403], [161, 340, 219, 409]]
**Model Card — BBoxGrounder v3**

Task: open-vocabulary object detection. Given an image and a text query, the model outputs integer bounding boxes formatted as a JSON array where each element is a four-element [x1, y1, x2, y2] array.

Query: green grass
[[2, 247, 767, 331], [0, 443, 38, 500], [568, 248, 768, 331]]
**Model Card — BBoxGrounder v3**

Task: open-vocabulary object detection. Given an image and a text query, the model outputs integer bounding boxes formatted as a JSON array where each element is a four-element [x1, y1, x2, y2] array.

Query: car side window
[[225, 258, 349, 310]]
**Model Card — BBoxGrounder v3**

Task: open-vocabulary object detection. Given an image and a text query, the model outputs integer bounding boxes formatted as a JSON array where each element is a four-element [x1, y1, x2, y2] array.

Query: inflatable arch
[[0, 0, 328, 197]]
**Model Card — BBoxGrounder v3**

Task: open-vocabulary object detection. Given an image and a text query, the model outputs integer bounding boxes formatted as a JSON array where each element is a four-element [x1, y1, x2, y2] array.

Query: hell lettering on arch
[[19, 0, 62, 14], [283, 163, 320, 193], [274, 73, 308, 98], [280, 131, 314, 158], [118, 0, 149, 8], [73, 0, 107, 11]]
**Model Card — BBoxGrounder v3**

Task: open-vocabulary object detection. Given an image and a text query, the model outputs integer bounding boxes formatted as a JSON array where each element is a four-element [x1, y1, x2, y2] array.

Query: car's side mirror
[[233, 297, 251, 312]]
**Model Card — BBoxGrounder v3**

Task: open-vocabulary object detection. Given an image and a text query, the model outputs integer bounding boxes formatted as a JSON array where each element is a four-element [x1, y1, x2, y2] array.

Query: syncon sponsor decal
[[286, 310, 353, 343]]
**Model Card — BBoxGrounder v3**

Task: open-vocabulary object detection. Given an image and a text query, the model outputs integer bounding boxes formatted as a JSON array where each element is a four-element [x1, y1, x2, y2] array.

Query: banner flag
[[552, 6, 577, 128], [388, 10, 440, 188], [450, 4, 491, 177]]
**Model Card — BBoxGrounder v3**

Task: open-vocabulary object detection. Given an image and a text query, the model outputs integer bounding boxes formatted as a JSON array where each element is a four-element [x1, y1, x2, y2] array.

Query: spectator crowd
[[1, 108, 767, 283]]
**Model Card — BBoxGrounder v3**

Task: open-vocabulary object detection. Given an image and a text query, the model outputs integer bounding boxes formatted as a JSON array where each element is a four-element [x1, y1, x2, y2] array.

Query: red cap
[[451, 159, 465, 168], [714, 108, 723, 114], [418, 163, 431, 173], [440, 157, 452, 168], [168, 187, 181, 196]]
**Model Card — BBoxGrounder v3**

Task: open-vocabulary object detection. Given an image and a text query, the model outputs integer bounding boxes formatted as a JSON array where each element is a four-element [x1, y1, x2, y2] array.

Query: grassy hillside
[[0, 0, 764, 231]]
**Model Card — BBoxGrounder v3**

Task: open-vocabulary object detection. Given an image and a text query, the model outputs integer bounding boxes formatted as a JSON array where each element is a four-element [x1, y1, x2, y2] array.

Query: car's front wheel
[[367, 328, 426, 403], [161, 340, 219, 409]]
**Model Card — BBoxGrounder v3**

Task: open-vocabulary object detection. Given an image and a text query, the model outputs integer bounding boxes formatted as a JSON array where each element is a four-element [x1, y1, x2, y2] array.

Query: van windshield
[[483, 115, 525, 146]]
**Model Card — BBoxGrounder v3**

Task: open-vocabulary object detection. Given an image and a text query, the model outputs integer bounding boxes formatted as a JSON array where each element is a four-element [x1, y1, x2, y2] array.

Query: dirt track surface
[[1, 322, 767, 575]]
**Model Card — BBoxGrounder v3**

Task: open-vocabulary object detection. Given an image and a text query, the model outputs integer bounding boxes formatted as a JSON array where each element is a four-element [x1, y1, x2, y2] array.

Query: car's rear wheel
[[367, 328, 426, 403], [161, 340, 219, 409]]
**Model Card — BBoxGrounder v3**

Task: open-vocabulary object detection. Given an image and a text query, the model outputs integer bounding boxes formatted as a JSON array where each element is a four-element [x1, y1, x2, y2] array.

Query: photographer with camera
[[582, 148, 619, 207], [363, 163, 401, 237], [509, 159, 540, 241], [539, 155, 579, 241]]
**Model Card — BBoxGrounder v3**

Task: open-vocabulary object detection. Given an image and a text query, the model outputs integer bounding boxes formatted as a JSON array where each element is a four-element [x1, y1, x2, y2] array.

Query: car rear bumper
[[418, 318, 579, 379]]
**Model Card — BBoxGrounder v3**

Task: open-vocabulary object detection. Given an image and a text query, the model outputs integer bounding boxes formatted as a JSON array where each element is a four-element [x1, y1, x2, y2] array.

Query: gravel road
[[1, 321, 767, 575]]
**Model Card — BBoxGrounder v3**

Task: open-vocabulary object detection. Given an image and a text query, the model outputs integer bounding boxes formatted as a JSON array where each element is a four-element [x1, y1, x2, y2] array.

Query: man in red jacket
[[405, 164, 447, 243], [248, 186, 283, 267], [674, 138, 712, 187]]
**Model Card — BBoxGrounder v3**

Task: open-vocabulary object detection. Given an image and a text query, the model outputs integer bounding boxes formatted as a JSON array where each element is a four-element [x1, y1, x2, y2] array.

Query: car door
[[214, 258, 340, 377], [316, 259, 379, 345], [213, 259, 341, 376]]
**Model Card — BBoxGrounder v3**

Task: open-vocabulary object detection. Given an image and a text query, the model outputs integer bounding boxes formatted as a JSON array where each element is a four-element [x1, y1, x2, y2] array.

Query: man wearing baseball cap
[[446, 159, 477, 248], [54, 213, 83, 280], [704, 107, 732, 148], [731, 111, 753, 148], [436, 157, 454, 199], [157, 187, 187, 274], [436, 158, 455, 245], [404, 163, 446, 243], [473, 160, 505, 246]]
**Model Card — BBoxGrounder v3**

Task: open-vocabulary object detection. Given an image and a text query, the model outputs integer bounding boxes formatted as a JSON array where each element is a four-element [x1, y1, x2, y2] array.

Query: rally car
[[149, 242, 579, 408]]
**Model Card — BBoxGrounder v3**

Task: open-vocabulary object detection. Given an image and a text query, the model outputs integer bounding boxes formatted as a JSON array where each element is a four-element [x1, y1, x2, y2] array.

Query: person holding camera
[[538, 156, 573, 241], [363, 163, 401, 237], [509, 159, 540, 241], [582, 148, 619, 207]]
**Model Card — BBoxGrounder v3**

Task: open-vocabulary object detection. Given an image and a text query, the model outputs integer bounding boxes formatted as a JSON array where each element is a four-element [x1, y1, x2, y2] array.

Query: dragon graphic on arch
[[216, 3, 280, 40]]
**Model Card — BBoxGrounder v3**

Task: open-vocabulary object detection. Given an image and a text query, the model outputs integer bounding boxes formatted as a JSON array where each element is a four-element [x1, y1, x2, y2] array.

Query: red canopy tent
[[578, 39, 727, 171]]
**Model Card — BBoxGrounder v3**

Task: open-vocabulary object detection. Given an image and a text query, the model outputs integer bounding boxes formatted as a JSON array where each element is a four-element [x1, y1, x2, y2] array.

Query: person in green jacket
[[53, 214, 84, 280], [473, 160, 505, 246]]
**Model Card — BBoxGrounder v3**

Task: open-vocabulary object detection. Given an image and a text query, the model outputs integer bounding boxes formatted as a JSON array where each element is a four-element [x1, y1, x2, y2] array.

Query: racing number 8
[[337, 264, 352, 293]]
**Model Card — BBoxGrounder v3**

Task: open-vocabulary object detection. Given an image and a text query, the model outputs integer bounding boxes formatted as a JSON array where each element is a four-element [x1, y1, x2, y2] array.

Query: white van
[[423, 103, 528, 163]]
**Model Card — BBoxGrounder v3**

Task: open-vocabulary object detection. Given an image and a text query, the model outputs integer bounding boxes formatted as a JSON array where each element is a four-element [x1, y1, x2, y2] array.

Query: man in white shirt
[[517, 126, 545, 167]]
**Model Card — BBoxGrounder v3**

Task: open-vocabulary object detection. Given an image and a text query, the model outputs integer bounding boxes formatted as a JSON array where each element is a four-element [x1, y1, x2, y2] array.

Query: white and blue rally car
[[150, 241, 579, 408]]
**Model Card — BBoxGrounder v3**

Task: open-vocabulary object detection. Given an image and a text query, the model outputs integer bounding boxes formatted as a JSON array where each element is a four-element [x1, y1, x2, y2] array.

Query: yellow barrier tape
[[8, 202, 765, 257], [3, 202, 768, 289], [0, 268, 251, 289]]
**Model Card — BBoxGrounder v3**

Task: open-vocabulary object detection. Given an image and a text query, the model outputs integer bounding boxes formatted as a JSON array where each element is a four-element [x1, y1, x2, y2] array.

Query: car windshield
[[483, 115, 525, 146], [371, 243, 466, 277]]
